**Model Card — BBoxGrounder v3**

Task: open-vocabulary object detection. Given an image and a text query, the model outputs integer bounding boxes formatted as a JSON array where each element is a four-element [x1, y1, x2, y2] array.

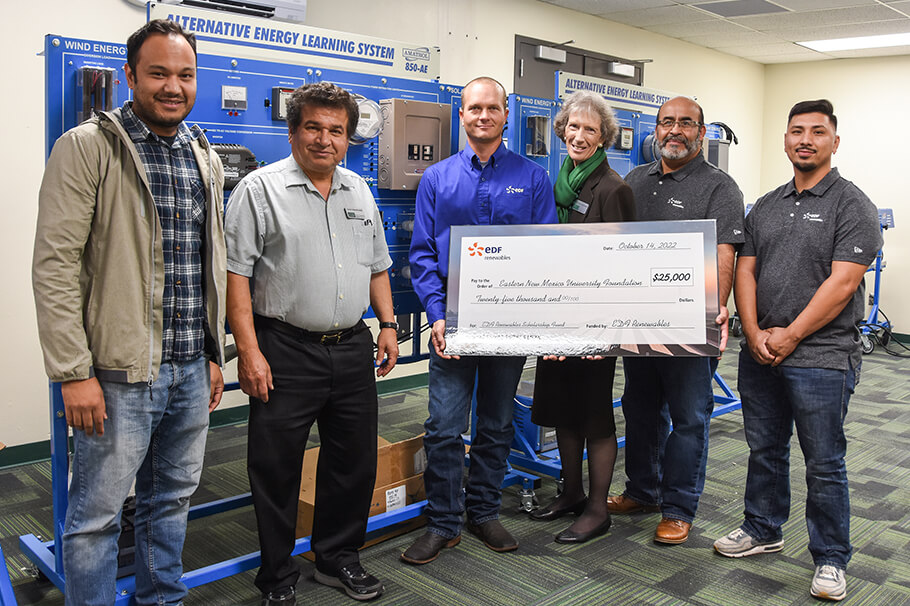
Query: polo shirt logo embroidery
[[668, 196, 684, 209], [734, 229, 742, 235], [803, 212, 823, 222], [505, 186, 525, 194], [853, 246, 863, 253]]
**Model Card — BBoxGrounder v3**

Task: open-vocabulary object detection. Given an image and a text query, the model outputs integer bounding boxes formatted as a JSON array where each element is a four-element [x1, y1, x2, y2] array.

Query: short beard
[[659, 134, 701, 161], [793, 161, 818, 173]]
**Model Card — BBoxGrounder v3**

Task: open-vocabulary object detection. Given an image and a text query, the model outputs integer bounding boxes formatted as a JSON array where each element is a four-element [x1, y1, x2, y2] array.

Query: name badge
[[344, 208, 365, 220], [571, 199, 590, 215]]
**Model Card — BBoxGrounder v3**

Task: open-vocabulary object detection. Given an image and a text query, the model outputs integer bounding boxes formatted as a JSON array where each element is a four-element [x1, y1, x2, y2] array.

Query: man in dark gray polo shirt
[[608, 96, 744, 545], [714, 99, 880, 603], [225, 82, 398, 604]]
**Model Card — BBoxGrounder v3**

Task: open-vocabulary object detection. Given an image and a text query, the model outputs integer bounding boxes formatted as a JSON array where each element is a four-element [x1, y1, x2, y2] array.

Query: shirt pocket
[[352, 221, 375, 265], [496, 190, 532, 223]]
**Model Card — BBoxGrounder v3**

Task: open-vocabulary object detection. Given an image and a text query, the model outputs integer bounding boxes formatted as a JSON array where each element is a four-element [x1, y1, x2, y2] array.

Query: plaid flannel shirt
[[121, 102, 207, 362]]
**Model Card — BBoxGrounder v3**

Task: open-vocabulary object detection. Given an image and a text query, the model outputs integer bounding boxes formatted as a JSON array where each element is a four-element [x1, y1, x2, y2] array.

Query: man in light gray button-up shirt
[[225, 82, 397, 604]]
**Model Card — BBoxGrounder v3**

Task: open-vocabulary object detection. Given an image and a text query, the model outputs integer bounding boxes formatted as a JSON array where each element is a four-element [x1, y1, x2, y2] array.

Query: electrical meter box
[[378, 99, 452, 190]]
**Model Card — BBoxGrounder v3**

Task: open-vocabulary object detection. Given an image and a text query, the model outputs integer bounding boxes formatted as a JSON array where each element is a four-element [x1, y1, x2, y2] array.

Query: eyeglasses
[[657, 118, 702, 129]]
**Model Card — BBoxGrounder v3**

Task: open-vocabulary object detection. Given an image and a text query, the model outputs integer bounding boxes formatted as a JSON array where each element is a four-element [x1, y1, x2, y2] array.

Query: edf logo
[[468, 242, 502, 256]]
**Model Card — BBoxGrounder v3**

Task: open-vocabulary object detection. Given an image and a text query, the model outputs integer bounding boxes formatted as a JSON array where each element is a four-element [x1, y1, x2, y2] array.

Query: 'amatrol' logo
[[467, 242, 503, 257], [403, 47, 431, 62]]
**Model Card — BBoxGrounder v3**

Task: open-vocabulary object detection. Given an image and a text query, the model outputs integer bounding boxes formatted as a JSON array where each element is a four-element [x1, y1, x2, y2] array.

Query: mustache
[[661, 134, 687, 145]]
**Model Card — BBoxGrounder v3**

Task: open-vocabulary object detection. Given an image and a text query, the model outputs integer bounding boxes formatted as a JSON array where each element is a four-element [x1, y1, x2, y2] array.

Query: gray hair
[[554, 90, 619, 146]]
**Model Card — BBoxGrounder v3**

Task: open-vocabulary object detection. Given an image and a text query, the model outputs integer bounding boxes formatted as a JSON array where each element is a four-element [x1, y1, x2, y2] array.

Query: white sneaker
[[713, 528, 784, 558], [810, 565, 846, 601]]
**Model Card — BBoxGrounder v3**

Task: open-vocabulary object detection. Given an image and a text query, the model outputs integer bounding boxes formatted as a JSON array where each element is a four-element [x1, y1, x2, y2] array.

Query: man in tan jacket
[[32, 19, 225, 606]]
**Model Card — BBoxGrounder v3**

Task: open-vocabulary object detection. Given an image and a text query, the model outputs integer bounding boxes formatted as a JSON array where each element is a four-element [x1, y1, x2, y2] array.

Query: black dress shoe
[[466, 519, 518, 552], [261, 586, 296, 605], [400, 531, 461, 565], [529, 496, 588, 521], [554, 515, 612, 544], [314, 562, 384, 601]]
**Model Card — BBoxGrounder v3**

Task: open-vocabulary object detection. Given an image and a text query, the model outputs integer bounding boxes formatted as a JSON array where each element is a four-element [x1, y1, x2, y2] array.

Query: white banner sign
[[557, 71, 681, 113], [150, 3, 440, 80]]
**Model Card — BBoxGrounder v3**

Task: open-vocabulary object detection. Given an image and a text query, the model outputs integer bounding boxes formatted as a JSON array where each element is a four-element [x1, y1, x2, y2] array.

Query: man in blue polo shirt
[[714, 99, 881, 602], [403, 76, 556, 565]]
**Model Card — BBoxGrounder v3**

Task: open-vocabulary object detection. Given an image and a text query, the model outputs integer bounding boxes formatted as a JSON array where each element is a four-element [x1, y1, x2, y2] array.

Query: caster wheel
[[518, 488, 537, 512], [729, 316, 742, 338], [861, 334, 874, 354]]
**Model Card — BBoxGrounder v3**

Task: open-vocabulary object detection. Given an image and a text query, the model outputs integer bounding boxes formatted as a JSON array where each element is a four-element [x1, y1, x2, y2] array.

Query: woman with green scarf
[[529, 91, 635, 544]]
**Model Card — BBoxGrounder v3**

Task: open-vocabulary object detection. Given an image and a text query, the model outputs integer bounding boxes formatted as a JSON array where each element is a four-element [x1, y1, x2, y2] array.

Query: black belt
[[254, 315, 367, 345]]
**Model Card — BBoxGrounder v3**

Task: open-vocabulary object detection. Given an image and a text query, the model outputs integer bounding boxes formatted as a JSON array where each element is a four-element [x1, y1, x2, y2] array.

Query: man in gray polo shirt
[[608, 96, 744, 545], [225, 82, 398, 604], [714, 99, 880, 603]]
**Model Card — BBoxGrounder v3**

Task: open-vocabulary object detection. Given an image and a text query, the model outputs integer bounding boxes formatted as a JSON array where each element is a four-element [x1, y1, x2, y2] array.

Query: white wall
[[2, 0, 903, 448], [0, 1, 146, 448], [762, 57, 909, 324]]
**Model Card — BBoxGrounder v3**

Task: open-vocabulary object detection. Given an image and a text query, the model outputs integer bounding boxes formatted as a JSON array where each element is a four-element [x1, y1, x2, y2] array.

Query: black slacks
[[247, 317, 378, 593]]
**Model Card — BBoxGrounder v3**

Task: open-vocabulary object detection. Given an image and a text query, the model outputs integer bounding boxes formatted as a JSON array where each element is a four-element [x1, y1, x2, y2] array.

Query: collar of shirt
[[120, 101, 200, 148], [457, 141, 508, 171], [647, 151, 706, 182], [283, 157, 358, 197], [782, 166, 841, 199]]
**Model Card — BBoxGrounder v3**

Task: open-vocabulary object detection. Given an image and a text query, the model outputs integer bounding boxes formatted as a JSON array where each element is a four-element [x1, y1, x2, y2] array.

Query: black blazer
[[567, 158, 636, 224]]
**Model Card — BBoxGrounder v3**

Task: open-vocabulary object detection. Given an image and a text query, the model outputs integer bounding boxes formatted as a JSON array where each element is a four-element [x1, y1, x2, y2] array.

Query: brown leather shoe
[[606, 494, 660, 514], [654, 518, 691, 544]]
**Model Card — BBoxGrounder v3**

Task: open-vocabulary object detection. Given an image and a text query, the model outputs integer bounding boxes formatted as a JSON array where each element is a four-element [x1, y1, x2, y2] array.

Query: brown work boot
[[654, 518, 691, 544], [606, 494, 660, 514]]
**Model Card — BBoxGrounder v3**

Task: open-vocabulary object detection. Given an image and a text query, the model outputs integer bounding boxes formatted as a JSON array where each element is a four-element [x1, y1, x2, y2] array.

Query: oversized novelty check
[[444, 220, 720, 357]]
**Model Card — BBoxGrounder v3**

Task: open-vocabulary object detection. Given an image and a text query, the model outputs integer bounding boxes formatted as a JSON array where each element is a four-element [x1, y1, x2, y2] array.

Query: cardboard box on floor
[[295, 434, 427, 560]]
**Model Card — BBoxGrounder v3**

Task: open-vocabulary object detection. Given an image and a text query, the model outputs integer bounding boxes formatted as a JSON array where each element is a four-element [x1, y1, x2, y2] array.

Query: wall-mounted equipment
[[76, 66, 116, 124], [616, 126, 634, 151], [211, 143, 258, 189], [377, 98, 451, 190], [221, 85, 248, 111], [351, 95, 383, 144], [525, 115, 550, 157], [270, 86, 295, 121], [506, 94, 559, 178]]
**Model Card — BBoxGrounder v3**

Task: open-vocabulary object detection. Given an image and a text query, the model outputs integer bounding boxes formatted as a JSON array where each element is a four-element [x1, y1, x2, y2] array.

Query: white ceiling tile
[[599, 4, 711, 26], [748, 52, 829, 63], [774, 19, 910, 41], [645, 19, 756, 36], [731, 4, 901, 30], [714, 41, 807, 54], [884, 1, 910, 13], [540, 0, 910, 63], [771, 0, 880, 9], [538, 0, 674, 12], [679, 30, 780, 46]]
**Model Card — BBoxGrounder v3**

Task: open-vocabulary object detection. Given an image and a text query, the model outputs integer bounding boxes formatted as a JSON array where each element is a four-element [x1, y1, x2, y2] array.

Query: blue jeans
[[423, 348, 526, 538], [738, 350, 854, 569], [63, 356, 210, 606], [620, 356, 717, 523]]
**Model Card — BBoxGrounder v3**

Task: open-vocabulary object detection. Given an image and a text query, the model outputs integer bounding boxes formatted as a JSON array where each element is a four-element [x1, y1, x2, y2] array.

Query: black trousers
[[247, 318, 378, 593]]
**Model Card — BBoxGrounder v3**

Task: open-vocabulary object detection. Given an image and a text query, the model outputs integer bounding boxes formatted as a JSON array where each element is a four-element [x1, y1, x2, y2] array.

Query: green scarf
[[553, 150, 605, 223]]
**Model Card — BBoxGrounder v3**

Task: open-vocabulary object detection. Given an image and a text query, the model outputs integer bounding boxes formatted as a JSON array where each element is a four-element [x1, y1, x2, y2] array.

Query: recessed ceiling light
[[798, 32, 910, 52]]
